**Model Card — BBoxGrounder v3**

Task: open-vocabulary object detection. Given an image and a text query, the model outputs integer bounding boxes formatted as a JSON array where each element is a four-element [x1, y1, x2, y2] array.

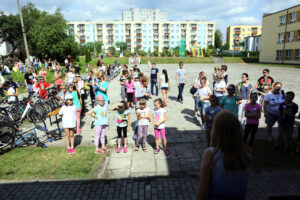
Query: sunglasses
[[97, 99, 104, 101], [227, 88, 234, 91], [118, 106, 124, 109], [263, 71, 267, 73]]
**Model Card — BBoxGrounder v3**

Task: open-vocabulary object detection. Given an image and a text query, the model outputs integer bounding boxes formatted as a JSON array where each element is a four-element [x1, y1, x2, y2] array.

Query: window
[[296, 49, 300, 60], [285, 49, 292, 60], [298, 31, 300, 40], [242, 29, 245, 32], [278, 33, 284, 43], [280, 15, 286, 25], [290, 12, 296, 23], [288, 32, 295, 42], [276, 50, 283, 60]]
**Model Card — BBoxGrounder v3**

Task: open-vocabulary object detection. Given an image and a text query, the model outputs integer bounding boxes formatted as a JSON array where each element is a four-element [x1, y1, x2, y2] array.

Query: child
[[88, 94, 110, 154], [133, 75, 140, 105], [244, 92, 262, 147], [274, 91, 298, 151], [135, 99, 150, 152], [212, 66, 220, 87], [4, 82, 17, 103], [153, 98, 169, 155], [55, 74, 63, 88], [112, 101, 130, 153], [59, 94, 77, 154], [69, 84, 82, 134], [35, 76, 50, 99], [220, 84, 240, 116], [125, 75, 134, 108], [221, 65, 228, 84], [203, 95, 222, 147]]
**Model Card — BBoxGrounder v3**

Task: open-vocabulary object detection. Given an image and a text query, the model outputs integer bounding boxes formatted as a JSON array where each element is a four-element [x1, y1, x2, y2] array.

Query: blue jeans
[[194, 96, 200, 110], [199, 102, 210, 124], [177, 83, 185, 101], [27, 84, 33, 93], [150, 78, 158, 95]]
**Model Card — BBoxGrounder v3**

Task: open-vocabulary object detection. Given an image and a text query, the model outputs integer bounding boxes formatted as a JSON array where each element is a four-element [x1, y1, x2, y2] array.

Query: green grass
[[252, 139, 300, 172], [0, 146, 105, 180]]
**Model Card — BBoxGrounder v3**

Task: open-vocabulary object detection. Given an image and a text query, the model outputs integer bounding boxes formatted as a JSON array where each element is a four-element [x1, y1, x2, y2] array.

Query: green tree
[[114, 51, 119, 57], [115, 41, 127, 53], [108, 46, 115, 55], [85, 48, 91, 63], [221, 42, 230, 50], [214, 29, 222, 49], [125, 49, 131, 57], [95, 41, 103, 55], [162, 48, 166, 57], [134, 46, 141, 54], [147, 49, 151, 56], [140, 50, 146, 57], [85, 42, 94, 53], [153, 47, 159, 57], [173, 46, 179, 57]]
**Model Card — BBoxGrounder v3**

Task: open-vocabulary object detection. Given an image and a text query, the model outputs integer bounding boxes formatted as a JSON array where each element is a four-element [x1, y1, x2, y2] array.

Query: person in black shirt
[[24, 68, 34, 92], [75, 64, 81, 74]]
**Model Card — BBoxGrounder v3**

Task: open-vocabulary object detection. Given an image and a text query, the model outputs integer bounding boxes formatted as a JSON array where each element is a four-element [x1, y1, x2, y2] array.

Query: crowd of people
[[1, 57, 300, 199]]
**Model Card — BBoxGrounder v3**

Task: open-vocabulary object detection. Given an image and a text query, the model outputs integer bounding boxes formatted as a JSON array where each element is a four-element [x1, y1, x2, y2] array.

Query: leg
[[123, 126, 128, 147], [160, 128, 167, 149], [205, 130, 211, 147], [142, 126, 148, 149], [150, 79, 154, 95], [249, 124, 258, 147], [100, 125, 107, 148], [76, 108, 81, 133], [274, 126, 284, 147], [64, 128, 70, 148], [117, 126, 122, 147], [69, 128, 75, 148], [284, 127, 294, 149], [136, 126, 143, 147], [154, 128, 160, 149], [164, 90, 168, 105], [244, 124, 251, 143], [194, 96, 200, 116], [154, 79, 158, 96], [94, 125, 101, 148]]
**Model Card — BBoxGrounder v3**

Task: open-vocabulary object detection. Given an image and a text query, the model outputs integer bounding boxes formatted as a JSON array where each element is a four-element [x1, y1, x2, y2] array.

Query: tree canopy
[[214, 29, 222, 49]]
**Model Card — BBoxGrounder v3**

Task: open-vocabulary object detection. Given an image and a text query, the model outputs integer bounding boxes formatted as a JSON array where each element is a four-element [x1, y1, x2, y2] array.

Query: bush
[[85, 48, 91, 63], [241, 57, 259, 63], [114, 51, 119, 57]]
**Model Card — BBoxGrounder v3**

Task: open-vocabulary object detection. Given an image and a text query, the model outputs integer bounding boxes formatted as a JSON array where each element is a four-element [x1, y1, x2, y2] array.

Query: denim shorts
[[161, 87, 168, 90], [265, 112, 279, 126]]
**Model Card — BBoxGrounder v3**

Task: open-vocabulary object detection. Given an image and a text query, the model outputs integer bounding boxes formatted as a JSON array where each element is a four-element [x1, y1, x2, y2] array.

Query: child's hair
[[179, 61, 183, 65], [120, 101, 129, 110], [69, 68, 75, 73], [209, 95, 218, 104], [216, 73, 224, 80], [162, 69, 168, 83], [242, 73, 249, 80], [263, 68, 270, 73], [227, 84, 236, 91], [154, 98, 164, 108], [214, 66, 220, 71], [221, 65, 227, 72], [127, 75, 132, 82], [138, 72, 144, 78], [274, 82, 282, 87], [140, 76, 148, 83], [286, 91, 295, 99], [97, 71, 105, 80], [199, 71, 205, 77], [139, 98, 146, 106], [250, 92, 258, 98], [200, 77, 207, 82]]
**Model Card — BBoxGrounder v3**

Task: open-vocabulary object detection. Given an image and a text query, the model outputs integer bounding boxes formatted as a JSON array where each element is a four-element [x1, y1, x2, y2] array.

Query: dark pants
[[0, 87, 4, 97], [150, 78, 158, 95], [117, 126, 127, 138], [81, 93, 86, 114], [177, 83, 185, 101], [244, 123, 258, 147], [89, 87, 95, 106]]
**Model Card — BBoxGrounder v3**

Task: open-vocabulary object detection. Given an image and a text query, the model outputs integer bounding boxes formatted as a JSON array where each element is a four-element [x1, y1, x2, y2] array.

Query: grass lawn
[[252, 139, 300, 172], [0, 146, 105, 180]]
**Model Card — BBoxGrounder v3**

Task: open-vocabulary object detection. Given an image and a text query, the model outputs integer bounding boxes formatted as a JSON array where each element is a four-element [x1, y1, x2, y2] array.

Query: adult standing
[[264, 82, 285, 141], [150, 63, 159, 96], [88, 71, 96, 107], [24, 68, 34, 92], [237, 73, 253, 125], [213, 73, 226, 103], [176, 61, 186, 103], [255, 69, 274, 105], [197, 111, 251, 200]]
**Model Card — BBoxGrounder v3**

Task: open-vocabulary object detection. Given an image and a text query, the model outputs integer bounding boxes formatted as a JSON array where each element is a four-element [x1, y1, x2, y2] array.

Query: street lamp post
[[17, 0, 32, 68]]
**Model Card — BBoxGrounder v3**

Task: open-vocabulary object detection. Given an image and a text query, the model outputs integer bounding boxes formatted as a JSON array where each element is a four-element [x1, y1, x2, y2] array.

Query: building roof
[[263, 4, 300, 17]]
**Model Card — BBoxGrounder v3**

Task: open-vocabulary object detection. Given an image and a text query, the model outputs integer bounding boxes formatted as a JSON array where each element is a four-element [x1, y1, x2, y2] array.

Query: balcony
[[126, 39, 131, 42], [137, 45, 142, 48], [80, 39, 85, 43], [235, 30, 241, 34], [154, 37, 159, 41], [234, 47, 240, 51], [136, 33, 142, 36], [137, 39, 142, 42], [153, 32, 159, 35], [234, 36, 241, 40], [164, 33, 169, 35], [125, 25, 131, 29], [191, 27, 197, 31], [252, 31, 258, 35], [153, 25, 159, 29]]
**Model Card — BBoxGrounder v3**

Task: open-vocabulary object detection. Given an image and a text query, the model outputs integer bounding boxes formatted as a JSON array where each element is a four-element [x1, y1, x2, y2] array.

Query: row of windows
[[278, 30, 300, 43], [279, 11, 298, 26], [276, 49, 300, 60], [233, 28, 262, 32]]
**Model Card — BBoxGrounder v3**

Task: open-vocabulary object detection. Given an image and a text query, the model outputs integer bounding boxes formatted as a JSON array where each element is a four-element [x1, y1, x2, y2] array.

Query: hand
[[200, 98, 205, 101], [177, 83, 179, 87], [238, 100, 242, 105]]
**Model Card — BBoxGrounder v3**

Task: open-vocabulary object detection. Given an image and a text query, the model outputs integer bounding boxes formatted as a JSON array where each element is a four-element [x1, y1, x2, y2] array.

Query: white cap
[[65, 94, 73, 100]]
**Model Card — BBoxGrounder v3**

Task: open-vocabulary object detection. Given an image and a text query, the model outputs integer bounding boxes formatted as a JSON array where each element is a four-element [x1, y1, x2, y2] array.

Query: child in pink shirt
[[125, 75, 134, 108], [244, 92, 262, 147]]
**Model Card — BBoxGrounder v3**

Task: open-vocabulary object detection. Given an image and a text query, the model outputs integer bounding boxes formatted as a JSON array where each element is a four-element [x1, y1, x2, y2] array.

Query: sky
[[2, 0, 299, 40]]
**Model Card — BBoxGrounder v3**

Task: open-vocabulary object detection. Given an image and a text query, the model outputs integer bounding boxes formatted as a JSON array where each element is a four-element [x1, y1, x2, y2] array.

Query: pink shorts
[[154, 128, 166, 139]]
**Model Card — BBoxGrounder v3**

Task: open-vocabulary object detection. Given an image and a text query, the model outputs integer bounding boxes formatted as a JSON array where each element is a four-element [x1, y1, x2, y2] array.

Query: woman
[[93, 71, 109, 104], [197, 111, 252, 200], [159, 69, 170, 107], [87, 71, 96, 107], [75, 73, 86, 116], [194, 72, 209, 117], [237, 73, 253, 125], [213, 73, 226, 103], [194, 77, 212, 124], [135, 76, 151, 109]]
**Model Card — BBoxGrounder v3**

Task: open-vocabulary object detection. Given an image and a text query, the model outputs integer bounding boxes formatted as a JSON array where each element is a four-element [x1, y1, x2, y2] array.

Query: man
[[150, 63, 159, 96], [176, 61, 187, 103], [6, 75, 18, 100], [255, 68, 274, 104], [24, 68, 34, 92]]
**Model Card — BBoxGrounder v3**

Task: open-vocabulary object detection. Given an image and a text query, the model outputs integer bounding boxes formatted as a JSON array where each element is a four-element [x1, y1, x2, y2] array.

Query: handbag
[[190, 86, 197, 94]]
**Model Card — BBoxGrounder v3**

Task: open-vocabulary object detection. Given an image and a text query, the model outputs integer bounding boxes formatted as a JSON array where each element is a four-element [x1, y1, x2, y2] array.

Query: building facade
[[244, 35, 261, 52], [67, 21, 215, 53], [122, 8, 167, 21], [226, 25, 262, 51], [259, 4, 300, 64]]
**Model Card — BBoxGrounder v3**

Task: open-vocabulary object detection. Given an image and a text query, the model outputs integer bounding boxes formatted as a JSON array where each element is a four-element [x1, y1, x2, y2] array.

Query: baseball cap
[[65, 94, 73, 100], [7, 75, 12, 80]]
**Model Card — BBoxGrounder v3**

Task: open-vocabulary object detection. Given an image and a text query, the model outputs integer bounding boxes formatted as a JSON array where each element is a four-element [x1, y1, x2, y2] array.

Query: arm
[[112, 103, 121, 111], [197, 149, 213, 200], [168, 79, 170, 91], [87, 109, 97, 119], [159, 77, 161, 89], [140, 110, 151, 120], [176, 72, 179, 86], [257, 107, 262, 119], [264, 101, 268, 117], [127, 114, 131, 131], [201, 93, 212, 101]]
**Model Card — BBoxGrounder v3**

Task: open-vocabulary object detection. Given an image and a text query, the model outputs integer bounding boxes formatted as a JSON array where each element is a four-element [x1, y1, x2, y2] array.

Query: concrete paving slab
[[130, 159, 156, 173], [107, 158, 131, 170]]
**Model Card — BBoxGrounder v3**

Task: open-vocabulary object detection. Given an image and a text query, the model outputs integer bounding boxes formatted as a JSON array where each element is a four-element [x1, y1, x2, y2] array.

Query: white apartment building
[[122, 8, 167, 21], [67, 20, 215, 53], [244, 35, 261, 52]]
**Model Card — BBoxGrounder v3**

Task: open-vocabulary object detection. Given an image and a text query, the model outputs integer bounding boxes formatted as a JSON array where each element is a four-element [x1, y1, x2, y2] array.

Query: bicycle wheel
[[34, 104, 47, 117], [0, 122, 16, 151]]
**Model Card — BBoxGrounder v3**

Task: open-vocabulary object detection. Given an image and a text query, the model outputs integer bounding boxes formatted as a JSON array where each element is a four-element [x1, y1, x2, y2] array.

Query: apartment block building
[[122, 8, 167, 21], [226, 25, 262, 51], [260, 4, 300, 64], [67, 21, 215, 53]]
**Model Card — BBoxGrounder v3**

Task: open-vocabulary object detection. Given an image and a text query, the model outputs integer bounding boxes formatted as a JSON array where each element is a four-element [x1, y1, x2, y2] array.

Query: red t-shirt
[[36, 82, 50, 99], [55, 79, 63, 85]]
